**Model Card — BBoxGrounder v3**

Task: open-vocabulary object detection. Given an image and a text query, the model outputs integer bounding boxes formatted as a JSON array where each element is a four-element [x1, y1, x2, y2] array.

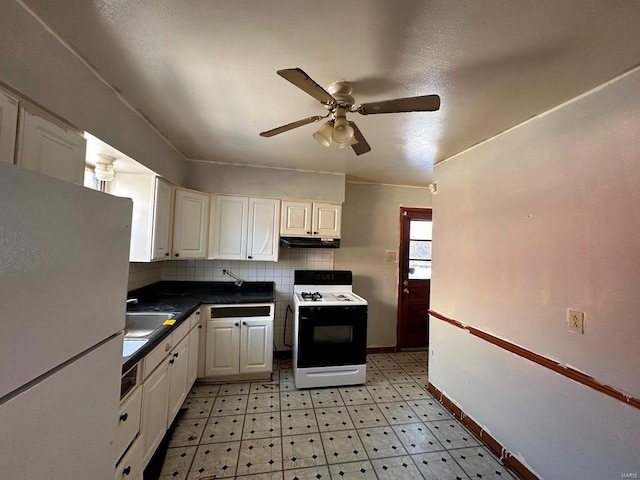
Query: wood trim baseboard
[[366, 346, 397, 354], [427, 382, 539, 480], [428, 309, 640, 410]]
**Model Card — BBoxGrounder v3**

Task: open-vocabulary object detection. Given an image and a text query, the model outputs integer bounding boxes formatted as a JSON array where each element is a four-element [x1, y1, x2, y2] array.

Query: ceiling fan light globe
[[313, 122, 333, 147], [332, 117, 354, 144]]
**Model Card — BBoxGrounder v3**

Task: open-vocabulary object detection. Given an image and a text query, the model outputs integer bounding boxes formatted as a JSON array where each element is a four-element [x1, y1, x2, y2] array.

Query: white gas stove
[[292, 270, 368, 389]]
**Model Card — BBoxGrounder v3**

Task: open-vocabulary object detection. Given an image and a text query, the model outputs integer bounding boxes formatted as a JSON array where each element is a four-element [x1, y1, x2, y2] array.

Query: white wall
[[187, 161, 345, 203], [430, 68, 640, 478], [0, 1, 187, 185], [335, 182, 431, 347]]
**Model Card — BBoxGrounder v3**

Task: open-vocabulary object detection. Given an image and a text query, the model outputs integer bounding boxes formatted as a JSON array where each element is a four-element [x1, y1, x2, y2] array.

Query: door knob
[[403, 288, 410, 294], [403, 280, 409, 286]]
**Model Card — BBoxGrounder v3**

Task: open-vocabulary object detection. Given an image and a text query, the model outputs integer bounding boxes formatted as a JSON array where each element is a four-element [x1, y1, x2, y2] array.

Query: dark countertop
[[122, 281, 275, 372]]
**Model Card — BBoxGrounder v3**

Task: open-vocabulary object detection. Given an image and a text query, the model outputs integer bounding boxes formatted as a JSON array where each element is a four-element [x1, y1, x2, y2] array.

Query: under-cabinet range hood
[[280, 237, 340, 249]]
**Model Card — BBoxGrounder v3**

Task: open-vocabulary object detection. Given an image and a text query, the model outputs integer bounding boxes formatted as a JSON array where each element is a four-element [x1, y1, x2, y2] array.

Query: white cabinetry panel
[[210, 195, 248, 260], [313, 202, 341, 237], [205, 319, 240, 376], [141, 359, 170, 467], [281, 200, 341, 238], [16, 105, 86, 184], [240, 319, 274, 374], [152, 178, 173, 260], [280, 201, 312, 236], [247, 197, 280, 261], [0, 91, 18, 164], [173, 188, 209, 259], [167, 335, 189, 423]]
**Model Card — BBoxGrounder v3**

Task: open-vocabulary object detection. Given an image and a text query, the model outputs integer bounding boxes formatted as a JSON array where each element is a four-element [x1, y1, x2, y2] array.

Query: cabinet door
[[115, 436, 143, 480], [151, 178, 173, 260], [167, 335, 190, 425], [239, 318, 273, 374], [0, 91, 18, 164], [247, 198, 280, 262], [210, 195, 248, 260], [312, 202, 342, 237], [16, 105, 86, 184], [172, 188, 209, 259], [280, 201, 312, 236], [187, 325, 200, 387], [205, 320, 240, 376], [141, 359, 170, 467]]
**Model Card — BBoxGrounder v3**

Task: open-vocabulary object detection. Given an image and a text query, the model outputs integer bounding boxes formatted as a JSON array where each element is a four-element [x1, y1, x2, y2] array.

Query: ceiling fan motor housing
[[328, 81, 355, 105]]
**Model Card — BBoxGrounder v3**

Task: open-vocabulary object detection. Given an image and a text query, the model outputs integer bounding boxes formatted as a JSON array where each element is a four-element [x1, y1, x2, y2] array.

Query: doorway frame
[[396, 206, 433, 350]]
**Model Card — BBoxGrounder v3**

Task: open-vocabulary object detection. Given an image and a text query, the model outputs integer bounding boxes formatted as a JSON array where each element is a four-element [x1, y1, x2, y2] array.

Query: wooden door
[[397, 207, 432, 349]]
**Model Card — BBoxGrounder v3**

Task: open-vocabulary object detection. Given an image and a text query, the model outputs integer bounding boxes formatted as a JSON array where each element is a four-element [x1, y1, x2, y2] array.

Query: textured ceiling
[[21, 0, 640, 186]]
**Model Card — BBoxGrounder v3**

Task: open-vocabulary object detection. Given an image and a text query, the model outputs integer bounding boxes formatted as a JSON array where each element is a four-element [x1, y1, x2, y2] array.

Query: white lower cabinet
[[188, 324, 200, 386], [167, 335, 189, 424], [138, 311, 202, 469], [141, 357, 170, 467], [115, 436, 143, 480], [204, 304, 274, 377], [116, 386, 142, 463]]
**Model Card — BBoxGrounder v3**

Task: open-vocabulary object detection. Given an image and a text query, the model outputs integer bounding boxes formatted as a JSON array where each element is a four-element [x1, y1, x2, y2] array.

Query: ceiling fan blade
[[358, 95, 440, 115], [259, 115, 323, 137], [277, 68, 336, 106], [349, 121, 371, 155]]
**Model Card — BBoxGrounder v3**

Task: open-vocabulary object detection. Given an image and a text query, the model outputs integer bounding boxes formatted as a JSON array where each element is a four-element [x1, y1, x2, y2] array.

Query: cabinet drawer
[[143, 338, 173, 379], [190, 310, 201, 330], [116, 386, 142, 462], [115, 436, 143, 480], [172, 319, 191, 345]]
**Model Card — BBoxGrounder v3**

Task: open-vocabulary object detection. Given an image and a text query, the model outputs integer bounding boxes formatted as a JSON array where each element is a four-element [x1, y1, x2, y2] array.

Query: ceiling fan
[[260, 68, 440, 155]]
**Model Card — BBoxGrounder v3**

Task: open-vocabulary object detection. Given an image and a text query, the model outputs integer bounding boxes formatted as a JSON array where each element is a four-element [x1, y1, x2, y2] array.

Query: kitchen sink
[[124, 312, 177, 338], [122, 338, 148, 357]]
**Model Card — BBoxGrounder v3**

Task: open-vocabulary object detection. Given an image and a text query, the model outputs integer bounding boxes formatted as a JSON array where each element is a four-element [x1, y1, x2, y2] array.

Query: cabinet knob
[[169, 359, 175, 364], [165, 253, 170, 256], [243, 321, 247, 326], [173, 352, 179, 358], [235, 322, 239, 327], [123, 466, 131, 476], [248, 255, 253, 259], [313, 231, 318, 235], [306, 231, 311, 235], [174, 253, 180, 257], [196, 311, 200, 315], [198, 325, 202, 329], [119, 412, 128, 422]]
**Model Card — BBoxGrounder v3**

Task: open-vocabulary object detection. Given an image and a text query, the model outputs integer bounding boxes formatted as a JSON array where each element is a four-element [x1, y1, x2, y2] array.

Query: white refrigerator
[[0, 163, 132, 479]]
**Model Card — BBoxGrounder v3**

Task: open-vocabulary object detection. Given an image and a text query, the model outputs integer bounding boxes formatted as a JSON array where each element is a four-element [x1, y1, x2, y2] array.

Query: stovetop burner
[[300, 291, 323, 301]]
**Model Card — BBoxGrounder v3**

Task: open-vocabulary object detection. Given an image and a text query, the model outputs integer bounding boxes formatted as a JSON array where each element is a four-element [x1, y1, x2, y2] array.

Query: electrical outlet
[[567, 309, 585, 334], [386, 250, 397, 261]]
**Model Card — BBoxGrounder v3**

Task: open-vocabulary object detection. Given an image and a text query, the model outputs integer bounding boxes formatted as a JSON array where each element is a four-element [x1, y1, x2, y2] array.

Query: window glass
[[409, 240, 431, 260], [84, 166, 99, 190], [409, 260, 432, 280], [410, 220, 432, 240]]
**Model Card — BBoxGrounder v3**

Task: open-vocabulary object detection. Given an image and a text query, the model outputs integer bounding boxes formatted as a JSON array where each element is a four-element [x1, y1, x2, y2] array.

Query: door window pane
[[410, 220, 432, 240], [409, 240, 431, 260], [409, 260, 431, 280]]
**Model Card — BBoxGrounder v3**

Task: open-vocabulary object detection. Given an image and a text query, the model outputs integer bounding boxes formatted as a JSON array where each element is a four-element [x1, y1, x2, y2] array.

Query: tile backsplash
[[128, 262, 163, 291], [160, 248, 335, 351]]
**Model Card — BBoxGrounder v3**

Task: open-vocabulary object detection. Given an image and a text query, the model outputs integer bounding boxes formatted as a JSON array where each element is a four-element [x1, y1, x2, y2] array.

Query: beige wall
[[430, 67, 640, 478], [0, 1, 187, 184], [335, 182, 431, 348], [187, 161, 345, 202]]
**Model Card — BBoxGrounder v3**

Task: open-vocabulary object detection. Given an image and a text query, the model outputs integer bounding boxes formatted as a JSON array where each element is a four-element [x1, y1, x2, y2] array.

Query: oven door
[[297, 305, 367, 368]]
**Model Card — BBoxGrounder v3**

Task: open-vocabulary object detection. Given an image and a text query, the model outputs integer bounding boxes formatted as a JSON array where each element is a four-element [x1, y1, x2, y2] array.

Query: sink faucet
[[222, 269, 244, 287], [126, 298, 138, 305]]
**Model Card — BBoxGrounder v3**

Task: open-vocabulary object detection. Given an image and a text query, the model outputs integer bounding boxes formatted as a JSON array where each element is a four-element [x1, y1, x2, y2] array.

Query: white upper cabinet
[[110, 174, 173, 262], [247, 198, 281, 261], [312, 202, 342, 237], [0, 91, 18, 164], [280, 201, 312, 236], [210, 195, 248, 260], [151, 178, 173, 260], [172, 188, 210, 259], [16, 104, 86, 185], [210, 195, 280, 262], [281, 200, 341, 238]]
